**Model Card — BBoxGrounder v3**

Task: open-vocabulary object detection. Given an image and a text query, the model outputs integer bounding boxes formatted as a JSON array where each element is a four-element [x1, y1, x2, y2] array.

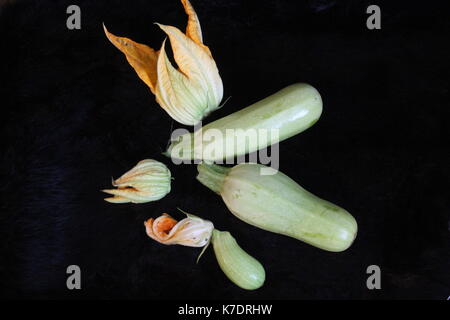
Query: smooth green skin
[[198, 163, 357, 252], [166, 83, 322, 161], [211, 230, 265, 290]]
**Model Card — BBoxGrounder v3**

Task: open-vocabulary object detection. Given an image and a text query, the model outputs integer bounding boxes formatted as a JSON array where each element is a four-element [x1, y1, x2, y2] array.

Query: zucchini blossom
[[103, 0, 223, 125]]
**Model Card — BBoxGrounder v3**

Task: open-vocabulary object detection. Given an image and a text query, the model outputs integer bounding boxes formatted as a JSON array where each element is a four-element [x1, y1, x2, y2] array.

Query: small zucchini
[[166, 83, 322, 161], [211, 229, 265, 290], [197, 163, 357, 252]]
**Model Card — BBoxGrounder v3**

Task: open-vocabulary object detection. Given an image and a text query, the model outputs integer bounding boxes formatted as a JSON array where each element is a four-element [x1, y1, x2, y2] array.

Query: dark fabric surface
[[0, 0, 448, 299]]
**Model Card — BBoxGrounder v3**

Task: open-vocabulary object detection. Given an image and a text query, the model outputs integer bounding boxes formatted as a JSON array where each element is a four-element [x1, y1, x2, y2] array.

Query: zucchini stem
[[197, 163, 230, 194]]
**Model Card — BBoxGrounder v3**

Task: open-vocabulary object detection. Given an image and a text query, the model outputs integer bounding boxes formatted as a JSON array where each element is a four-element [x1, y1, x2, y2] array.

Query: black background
[[0, 0, 448, 300]]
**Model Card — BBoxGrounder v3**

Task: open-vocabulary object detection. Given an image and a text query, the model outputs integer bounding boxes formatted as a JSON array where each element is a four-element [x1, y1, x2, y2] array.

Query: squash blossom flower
[[102, 159, 171, 203], [103, 0, 223, 126], [145, 213, 214, 247]]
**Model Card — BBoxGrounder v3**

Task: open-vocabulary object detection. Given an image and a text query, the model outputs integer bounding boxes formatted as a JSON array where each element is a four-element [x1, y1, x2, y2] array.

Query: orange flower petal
[[181, 0, 202, 44], [144, 218, 159, 242], [103, 195, 130, 204], [181, 0, 212, 56], [103, 24, 159, 93], [144, 214, 178, 243], [154, 214, 178, 238], [144, 213, 214, 247]]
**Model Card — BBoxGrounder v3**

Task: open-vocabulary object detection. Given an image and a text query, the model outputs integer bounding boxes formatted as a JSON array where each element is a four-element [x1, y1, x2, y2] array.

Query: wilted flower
[[144, 212, 214, 247], [102, 159, 171, 203], [103, 0, 223, 126]]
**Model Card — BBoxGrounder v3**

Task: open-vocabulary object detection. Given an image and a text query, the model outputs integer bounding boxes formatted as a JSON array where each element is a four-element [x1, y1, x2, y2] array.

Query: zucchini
[[211, 229, 265, 290], [197, 163, 357, 252], [166, 83, 322, 161]]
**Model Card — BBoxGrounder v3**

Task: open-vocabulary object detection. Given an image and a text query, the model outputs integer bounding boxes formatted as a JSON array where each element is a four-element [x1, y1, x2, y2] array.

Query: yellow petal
[[103, 195, 130, 204], [155, 39, 206, 125], [180, 0, 212, 56], [156, 23, 223, 112], [103, 24, 159, 93], [102, 188, 155, 204], [181, 0, 202, 44]]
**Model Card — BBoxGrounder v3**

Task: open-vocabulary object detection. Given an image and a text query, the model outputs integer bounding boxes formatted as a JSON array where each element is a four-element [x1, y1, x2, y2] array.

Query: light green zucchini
[[211, 229, 265, 290], [197, 163, 357, 252], [166, 83, 322, 161]]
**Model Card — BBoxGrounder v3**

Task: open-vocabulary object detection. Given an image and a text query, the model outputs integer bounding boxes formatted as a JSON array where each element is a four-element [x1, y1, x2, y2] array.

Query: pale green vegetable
[[211, 229, 265, 290], [197, 163, 357, 252], [166, 83, 322, 161]]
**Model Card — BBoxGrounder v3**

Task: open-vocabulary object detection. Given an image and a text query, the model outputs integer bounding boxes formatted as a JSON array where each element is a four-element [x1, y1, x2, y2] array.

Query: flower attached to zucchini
[[103, 0, 223, 126], [144, 211, 265, 290], [102, 159, 171, 204]]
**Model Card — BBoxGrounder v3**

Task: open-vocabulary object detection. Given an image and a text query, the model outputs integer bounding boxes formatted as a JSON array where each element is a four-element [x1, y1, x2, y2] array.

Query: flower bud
[[102, 159, 171, 203]]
